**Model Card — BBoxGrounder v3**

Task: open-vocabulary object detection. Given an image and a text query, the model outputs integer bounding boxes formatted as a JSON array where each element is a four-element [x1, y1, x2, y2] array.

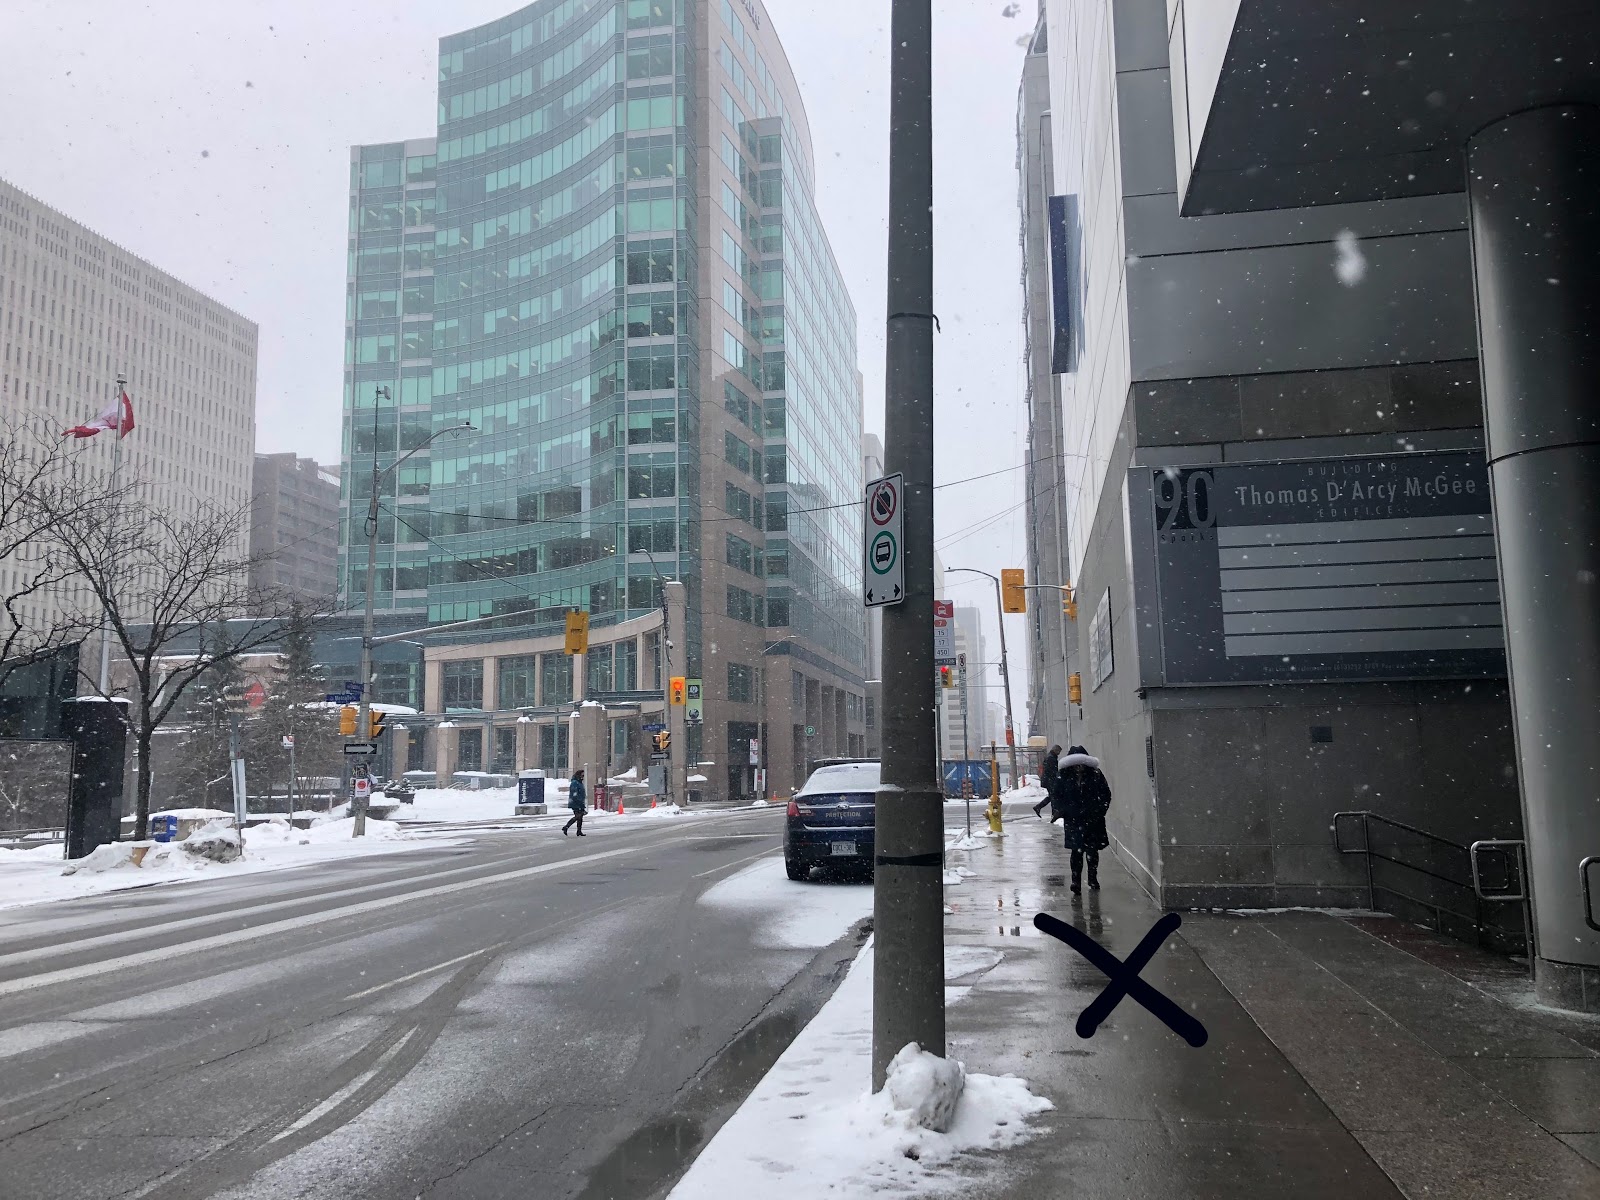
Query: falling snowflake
[[1334, 229, 1366, 286]]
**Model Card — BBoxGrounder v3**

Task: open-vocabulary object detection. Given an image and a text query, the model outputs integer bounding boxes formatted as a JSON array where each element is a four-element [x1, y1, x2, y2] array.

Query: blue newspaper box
[[150, 814, 179, 843], [517, 770, 546, 808]]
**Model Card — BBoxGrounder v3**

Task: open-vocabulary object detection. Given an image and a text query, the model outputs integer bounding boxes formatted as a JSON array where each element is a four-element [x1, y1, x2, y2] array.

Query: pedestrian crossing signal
[[339, 705, 357, 736], [654, 730, 671, 753], [368, 710, 387, 739], [1068, 673, 1083, 705], [1061, 584, 1077, 621]]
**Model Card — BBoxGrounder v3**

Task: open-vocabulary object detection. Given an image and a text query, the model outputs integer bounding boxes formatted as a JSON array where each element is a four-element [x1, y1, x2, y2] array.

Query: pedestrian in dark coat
[[563, 769, 588, 836], [1038, 745, 1111, 893], [1032, 746, 1062, 816]]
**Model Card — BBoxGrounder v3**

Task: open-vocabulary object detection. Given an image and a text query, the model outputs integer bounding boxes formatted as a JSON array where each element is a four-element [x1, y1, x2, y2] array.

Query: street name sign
[[863, 473, 904, 608]]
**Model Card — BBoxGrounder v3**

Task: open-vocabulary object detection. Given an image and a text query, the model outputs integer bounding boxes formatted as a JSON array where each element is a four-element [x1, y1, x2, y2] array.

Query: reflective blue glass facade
[[340, 0, 865, 798]]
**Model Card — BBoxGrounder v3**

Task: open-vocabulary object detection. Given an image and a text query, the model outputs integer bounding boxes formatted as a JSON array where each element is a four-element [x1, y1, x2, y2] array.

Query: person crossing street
[[562, 768, 588, 836]]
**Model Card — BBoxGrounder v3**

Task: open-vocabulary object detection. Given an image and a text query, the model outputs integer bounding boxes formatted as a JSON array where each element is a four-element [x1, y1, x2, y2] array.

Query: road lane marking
[[0, 843, 650, 999], [692, 846, 779, 878], [340, 948, 494, 1003], [0, 809, 765, 968]]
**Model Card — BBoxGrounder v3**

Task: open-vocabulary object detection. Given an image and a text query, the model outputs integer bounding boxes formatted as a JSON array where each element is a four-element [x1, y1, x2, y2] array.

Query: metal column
[[1467, 104, 1600, 1009]]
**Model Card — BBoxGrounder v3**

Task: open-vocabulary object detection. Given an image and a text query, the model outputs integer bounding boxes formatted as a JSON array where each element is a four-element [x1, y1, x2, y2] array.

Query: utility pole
[[959, 652, 971, 838], [350, 389, 473, 835], [948, 568, 1020, 791], [873, 0, 943, 1091]]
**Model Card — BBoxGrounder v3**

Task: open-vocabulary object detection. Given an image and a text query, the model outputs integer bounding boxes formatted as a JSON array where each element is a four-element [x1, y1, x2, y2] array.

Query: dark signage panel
[[1143, 451, 1505, 685]]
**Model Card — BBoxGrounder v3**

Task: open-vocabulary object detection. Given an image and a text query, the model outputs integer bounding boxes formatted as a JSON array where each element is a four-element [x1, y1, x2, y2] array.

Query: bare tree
[[0, 418, 91, 689], [47, 481, 300, 839]]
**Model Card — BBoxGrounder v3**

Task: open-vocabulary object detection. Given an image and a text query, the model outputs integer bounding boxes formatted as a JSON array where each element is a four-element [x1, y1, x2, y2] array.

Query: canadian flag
[[64, 387, 136, 439]]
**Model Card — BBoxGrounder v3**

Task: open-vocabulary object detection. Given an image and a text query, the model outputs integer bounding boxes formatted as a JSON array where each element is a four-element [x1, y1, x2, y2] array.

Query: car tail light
[[786, 799, 799, 817]]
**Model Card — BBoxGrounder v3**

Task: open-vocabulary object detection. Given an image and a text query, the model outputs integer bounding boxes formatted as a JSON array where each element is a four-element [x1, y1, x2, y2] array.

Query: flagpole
[[96, 373, 126, 695]]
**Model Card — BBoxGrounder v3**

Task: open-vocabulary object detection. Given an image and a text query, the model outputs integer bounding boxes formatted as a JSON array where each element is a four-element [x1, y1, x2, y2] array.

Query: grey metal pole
[[959, 654, 971, 838], [353, 385, 386, 837], [990, 574, 1020, 789], [97, 373, 128, 696], [873, 0, 943, 1091]]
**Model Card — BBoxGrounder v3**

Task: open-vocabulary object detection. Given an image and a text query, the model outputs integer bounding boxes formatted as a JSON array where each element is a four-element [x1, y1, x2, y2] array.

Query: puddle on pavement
[[575, 1114, 703, 1200], [575, 1010, 801, 1200]]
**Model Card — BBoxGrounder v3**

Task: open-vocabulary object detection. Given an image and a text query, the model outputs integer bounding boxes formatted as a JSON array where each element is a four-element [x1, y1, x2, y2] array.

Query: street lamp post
[[946, 568, 1020, 791], [352, 388, 474, 836]]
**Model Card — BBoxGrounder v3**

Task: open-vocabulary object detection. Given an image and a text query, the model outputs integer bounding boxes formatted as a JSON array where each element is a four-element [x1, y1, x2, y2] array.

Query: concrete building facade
[[1016, 16, 1075, 752], [249, 454, 341, 604], [1036, 0, 1532, 934], [339, 0, 865, 802], [0, 175, 258, 640]]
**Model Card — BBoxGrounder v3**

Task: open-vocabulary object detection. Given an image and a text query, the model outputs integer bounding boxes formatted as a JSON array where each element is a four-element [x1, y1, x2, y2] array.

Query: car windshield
[[796, 762, 881, 797]]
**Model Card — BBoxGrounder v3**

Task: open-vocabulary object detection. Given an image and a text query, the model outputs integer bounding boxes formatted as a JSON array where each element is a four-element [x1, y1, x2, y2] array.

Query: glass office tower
[[339, 0, 864, 796]]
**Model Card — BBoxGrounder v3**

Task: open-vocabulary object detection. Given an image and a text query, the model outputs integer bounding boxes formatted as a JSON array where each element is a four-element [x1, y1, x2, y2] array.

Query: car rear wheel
[[785, 855, 809, 881]]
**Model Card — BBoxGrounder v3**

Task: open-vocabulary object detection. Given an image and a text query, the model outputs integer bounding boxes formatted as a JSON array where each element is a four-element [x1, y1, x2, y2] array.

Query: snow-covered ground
[[0, 816, 461, 911], [668, 938, 1051, 1198], [699, 857, 873, 949]]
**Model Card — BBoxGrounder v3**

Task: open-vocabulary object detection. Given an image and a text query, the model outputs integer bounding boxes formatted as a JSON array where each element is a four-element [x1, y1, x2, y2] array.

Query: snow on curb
[[669, 938, 1051, 1199], [0, 816, 459, 910]]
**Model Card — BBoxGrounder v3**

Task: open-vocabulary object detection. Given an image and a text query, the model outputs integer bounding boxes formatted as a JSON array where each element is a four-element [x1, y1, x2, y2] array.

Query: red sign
[[933, 600, 953, 620], [244, 681, 267, 709], [594, 783, 609, 811]]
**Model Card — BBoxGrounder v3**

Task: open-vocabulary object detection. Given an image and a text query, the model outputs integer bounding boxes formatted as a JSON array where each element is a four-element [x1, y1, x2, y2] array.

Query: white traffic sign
[[933, 599, 955, 664], [343, 742, 378, 756], [863, 472, 904, 608]]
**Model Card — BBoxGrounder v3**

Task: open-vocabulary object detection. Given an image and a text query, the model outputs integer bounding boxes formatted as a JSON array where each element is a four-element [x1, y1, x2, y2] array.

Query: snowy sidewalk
[[671, 800, 1600, 1198]]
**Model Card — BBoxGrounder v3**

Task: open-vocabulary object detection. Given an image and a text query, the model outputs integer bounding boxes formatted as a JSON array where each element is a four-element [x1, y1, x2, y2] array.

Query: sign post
[[863, 473, 905, 608]]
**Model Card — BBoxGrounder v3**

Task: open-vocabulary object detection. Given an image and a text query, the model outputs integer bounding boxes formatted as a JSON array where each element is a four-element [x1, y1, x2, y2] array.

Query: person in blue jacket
[[562, 768, 588, 836]]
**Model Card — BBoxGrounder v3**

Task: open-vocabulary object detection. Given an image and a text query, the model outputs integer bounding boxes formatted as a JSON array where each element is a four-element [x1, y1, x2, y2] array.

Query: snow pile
[[640, 802, 684, 818], [669, 940, 1051, 1199], [882, 1042, 964, 1132], [946, 833, 987, 852], [748, 798, 770, 808], [396, 785, 543, 823], [0, 815, 459, 910], [1002, 783, 1047, 805]]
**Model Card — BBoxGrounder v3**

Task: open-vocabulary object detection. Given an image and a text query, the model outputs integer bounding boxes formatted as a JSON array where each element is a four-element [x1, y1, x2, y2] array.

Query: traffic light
[[369, 709, 387, 739], [1061, 584, 1077, 621], [564, 609, 590, 656], [1068, 672, 1083, 705], [1001, 567, 1027, 613], [669, 676, 687, 705], [339, 705, 357, 736], [654, 730, 671, 753], [939, 665, 954, 688]]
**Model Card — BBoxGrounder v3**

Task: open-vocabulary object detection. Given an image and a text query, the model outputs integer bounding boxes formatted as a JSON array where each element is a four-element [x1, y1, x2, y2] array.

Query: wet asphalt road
[[0, 807, 870, 1199]]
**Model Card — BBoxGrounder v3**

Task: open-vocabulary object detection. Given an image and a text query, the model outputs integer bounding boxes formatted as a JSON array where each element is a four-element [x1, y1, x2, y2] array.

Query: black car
[[783, 760, 880, 880]]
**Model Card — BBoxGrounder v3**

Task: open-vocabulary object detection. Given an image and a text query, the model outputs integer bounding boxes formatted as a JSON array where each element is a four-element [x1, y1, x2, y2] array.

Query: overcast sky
[[0, 0, 1037, 717]]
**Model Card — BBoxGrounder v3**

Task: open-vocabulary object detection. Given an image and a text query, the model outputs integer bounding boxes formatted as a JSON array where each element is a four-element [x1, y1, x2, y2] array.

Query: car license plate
[[830, 841, 856, 857]]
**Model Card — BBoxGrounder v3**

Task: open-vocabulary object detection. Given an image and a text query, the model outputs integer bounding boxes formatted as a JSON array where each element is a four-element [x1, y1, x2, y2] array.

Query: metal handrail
[[1581, 856, 1600, 934], [1469, 839, 1528, 902], [1333, 810, 1530, 967]]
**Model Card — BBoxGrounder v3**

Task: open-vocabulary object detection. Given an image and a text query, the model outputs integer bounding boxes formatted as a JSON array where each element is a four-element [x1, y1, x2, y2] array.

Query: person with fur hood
[[1033, 745, 1111, 893]]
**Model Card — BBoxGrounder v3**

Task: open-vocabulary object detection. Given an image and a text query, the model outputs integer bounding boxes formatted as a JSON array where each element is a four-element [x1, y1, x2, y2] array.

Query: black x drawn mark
[[1034, 911, 1209, 1047]]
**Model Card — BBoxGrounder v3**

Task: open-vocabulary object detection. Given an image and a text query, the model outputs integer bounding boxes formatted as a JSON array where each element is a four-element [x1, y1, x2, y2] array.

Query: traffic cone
[[650, 799, 657, 809], [617, 798, 625, 815]]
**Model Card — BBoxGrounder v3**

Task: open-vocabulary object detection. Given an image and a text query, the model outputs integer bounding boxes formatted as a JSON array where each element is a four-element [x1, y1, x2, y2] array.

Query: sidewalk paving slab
[[937, 811, 1600, 1198]]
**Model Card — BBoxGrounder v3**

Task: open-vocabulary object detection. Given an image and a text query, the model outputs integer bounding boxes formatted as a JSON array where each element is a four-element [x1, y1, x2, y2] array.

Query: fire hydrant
[[986, 793, 1004, 835]]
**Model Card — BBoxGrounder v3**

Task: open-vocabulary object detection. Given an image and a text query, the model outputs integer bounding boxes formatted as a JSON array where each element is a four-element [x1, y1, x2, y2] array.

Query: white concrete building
[[0, 176, 259, 637]]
